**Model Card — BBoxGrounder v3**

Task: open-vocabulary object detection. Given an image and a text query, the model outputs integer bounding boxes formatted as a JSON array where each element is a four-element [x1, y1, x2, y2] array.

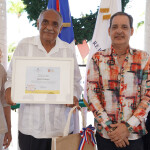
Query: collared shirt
[[5, 36, 82, 138], [0, 64, 8, 134], [87, 47, 150, 140]]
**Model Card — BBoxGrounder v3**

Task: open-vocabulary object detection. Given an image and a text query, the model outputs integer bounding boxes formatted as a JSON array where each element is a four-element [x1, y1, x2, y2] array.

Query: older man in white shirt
[[5, 9, 82, 150]]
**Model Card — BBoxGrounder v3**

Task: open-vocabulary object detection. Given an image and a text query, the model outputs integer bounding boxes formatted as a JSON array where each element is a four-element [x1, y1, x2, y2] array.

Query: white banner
[[84, 0, 121, 101]]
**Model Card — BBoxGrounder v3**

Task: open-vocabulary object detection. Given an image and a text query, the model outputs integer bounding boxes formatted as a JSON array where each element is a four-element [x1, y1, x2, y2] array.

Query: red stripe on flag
[[77, 40, 89, 59], [56, 0, 60, 12]]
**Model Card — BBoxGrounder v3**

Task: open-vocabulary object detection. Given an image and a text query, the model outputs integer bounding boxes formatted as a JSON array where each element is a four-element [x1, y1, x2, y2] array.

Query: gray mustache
[[43, 29, 54, 33]]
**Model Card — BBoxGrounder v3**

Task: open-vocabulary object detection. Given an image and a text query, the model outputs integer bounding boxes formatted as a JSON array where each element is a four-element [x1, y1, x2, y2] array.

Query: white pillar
[[144, 0, 150, 53], [0, 0, 7, 69]]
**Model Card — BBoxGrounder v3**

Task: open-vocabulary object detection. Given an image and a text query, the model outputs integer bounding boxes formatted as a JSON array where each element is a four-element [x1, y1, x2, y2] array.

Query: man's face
[[108, 15, 134, 47], [37, 10, 63, 43]]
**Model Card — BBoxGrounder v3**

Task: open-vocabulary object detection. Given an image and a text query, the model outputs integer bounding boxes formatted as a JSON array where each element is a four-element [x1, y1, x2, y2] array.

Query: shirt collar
[[35, 36, 45, 52], [34, 35, 66, 54], [110, 45, 134, 56]]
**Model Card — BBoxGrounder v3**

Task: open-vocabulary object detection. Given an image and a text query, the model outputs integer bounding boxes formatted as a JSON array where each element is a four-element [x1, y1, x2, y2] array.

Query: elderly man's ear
[[59, 25, 63, 34]]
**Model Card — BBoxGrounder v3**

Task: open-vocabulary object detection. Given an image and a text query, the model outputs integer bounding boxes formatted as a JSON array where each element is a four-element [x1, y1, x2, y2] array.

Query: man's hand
[[66, 96, 79, 109], [5, 88, 16, 106], [108, 123, 130, 148], [114, 137, 129, 148], [3, 131, 12, 149]]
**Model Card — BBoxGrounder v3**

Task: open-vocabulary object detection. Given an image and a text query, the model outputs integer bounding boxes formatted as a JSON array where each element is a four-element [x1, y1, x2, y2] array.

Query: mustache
[[115, 34, 124, 38], [43, 29, 54, 33]]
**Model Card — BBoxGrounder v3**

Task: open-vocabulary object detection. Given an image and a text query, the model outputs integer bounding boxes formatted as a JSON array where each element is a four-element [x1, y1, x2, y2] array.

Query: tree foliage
[[8, 0, 26, 18], [8, 42, 16, 62], [121, 0, 130, 12], [72, 11, 98, 44], [21, 0, 130, 44], [23, 0, 48, 26], [137, 21, 144, 28]]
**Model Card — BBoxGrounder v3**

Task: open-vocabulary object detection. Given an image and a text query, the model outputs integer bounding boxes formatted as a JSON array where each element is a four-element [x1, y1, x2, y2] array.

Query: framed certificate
[[11, 56, 74, 104]]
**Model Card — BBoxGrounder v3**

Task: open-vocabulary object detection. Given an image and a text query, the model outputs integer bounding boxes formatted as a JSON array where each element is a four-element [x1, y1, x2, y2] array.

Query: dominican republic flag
[[84, 0, 122, 103], [47, 0, 74, 44]]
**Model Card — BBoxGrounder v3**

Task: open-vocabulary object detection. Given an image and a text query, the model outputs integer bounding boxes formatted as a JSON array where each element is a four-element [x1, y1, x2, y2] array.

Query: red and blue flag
[[47, 0, 74, 44]]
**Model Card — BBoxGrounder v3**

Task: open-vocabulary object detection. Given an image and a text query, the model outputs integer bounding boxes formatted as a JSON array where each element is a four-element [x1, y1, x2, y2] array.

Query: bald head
[[38, 9, 63, 25]]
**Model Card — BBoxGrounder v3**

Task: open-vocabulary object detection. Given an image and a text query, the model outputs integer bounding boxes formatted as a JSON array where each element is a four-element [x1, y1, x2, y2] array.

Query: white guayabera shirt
[[5, 36, 82, 138]]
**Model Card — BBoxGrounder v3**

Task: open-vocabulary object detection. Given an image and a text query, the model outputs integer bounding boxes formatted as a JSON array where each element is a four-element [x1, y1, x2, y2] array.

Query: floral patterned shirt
[[87, 47, 150, 140]]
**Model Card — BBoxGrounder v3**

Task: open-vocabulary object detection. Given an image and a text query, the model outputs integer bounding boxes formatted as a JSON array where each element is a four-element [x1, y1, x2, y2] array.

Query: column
[[0, 0, 7, 69], [144, 0, 150, 53]]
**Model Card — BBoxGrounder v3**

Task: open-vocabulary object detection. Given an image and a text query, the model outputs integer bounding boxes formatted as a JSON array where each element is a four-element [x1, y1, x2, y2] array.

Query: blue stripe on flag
[[47, 0, 74, 44]]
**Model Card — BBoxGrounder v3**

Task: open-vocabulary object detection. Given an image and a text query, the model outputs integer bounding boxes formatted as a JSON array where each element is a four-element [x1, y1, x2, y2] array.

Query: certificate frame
[[11, 56, 74, 104]]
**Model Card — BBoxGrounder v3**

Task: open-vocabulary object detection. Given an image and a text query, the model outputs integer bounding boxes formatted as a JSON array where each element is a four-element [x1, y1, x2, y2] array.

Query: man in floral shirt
[[87, 12, 150, 150]]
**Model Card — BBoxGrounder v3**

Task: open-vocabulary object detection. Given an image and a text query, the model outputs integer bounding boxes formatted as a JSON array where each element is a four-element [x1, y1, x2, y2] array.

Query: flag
[[47, 0, 74, 44], [84, 0, 122, 102], [48, 0, 80, 133]]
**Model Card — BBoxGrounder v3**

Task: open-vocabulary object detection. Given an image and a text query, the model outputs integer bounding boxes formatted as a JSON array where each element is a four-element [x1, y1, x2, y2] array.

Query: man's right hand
[[5, 88, 16, 106], [114, 137, 129, 148], [108, 123, 130, 148]]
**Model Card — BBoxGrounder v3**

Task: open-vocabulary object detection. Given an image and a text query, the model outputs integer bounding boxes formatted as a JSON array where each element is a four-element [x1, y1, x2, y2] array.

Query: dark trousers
[[18, 131, 52, 150], [143, 133, 150, 150], [96, 132, 144, 150], [143, 111, 150, 150]]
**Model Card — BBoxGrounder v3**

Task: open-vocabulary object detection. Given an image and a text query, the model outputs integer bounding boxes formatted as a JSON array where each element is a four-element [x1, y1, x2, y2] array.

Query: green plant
[[8, 0, 26, 18], [8, 42, 16, 62], [137, 21, 144, 28]]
